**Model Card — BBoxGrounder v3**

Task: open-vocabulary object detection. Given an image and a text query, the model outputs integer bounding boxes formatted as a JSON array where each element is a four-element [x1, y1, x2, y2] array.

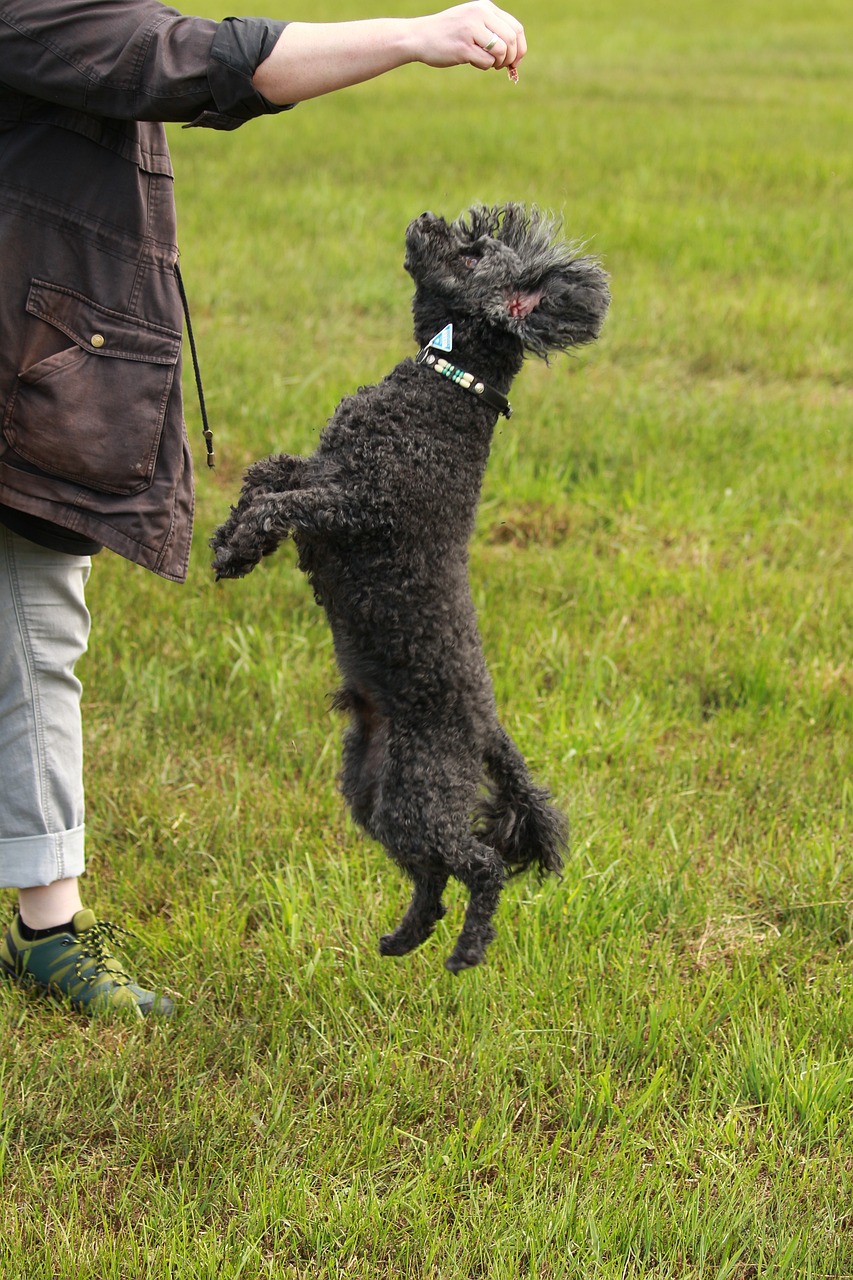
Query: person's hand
[[407, 2, 527, 75]]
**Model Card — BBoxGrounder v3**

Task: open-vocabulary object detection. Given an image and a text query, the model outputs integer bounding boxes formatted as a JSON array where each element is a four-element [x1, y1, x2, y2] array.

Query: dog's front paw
[[210, 541, 258, 581]]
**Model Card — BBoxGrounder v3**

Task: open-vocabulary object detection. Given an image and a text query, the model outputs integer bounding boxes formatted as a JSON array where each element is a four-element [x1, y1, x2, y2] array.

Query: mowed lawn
[[2, 1, 851, 1276]]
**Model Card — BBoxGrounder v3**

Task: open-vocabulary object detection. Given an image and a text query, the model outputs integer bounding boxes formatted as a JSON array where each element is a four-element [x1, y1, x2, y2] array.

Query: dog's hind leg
[[335, 686, 389, 830], [352, 722, 506, 969], [443, 838, 505, 973], [379, 869, 450, 957], [336, 696, 451, 957], [378, 832, 503, 971], [381, 813, 504, 969]]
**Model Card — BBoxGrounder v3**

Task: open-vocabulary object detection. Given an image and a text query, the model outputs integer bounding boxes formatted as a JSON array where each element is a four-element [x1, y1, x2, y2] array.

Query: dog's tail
[[475, 728, 567, 879]]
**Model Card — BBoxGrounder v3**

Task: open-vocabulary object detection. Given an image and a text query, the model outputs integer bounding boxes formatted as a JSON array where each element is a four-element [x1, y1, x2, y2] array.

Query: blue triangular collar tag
[[427, 323, 453, 352]]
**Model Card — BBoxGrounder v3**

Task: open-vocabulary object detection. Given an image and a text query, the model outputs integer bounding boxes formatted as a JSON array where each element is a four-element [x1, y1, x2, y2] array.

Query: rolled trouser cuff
[[0, 826, 86, 888]]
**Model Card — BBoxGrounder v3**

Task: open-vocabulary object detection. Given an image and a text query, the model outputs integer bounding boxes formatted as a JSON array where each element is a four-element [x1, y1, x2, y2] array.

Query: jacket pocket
[[3, 280, 181, 495]]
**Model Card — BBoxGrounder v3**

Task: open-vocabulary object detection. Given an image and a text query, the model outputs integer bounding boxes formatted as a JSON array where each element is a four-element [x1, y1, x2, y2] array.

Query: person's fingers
[[473, 26, 506, 68], [512, 16, 527, 64], [475, 3, 525, 69]]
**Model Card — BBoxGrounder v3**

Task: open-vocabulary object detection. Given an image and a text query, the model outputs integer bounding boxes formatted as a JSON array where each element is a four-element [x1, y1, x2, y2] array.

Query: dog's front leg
[[210, 454, 309, 577], [250, 487, 381, 541], [212, 484, 379, 579]]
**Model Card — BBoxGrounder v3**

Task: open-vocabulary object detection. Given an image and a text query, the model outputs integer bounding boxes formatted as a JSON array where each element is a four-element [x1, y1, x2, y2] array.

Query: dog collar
[[415, 347, 512, 419]]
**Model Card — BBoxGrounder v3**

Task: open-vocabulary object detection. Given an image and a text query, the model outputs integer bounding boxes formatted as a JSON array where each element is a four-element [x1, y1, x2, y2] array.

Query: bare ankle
[[18, 878, 84, 931]]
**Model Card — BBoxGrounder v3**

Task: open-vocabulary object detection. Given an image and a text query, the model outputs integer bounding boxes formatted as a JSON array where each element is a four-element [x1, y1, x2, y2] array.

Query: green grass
[[2, 0, 852, 1275]]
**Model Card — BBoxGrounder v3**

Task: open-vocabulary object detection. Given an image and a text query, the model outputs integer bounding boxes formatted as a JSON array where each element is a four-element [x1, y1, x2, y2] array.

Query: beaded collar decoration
[[415, 346, 512, 419]]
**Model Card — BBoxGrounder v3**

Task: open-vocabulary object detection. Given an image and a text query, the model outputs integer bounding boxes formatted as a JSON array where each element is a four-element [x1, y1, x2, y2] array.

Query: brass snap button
[[90, 333, 106, 349]]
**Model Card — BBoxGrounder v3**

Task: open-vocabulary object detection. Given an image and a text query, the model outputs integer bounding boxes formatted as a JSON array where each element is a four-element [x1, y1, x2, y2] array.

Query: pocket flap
[[26, 280, 181, 366]]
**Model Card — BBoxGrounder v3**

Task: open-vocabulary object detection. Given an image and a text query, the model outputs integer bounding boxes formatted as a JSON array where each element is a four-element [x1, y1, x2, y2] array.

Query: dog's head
[[404, 204, 610, 358]]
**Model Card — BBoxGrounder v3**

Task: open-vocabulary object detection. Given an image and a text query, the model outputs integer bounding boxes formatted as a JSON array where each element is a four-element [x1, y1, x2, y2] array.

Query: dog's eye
[[462, 239, 489, 269]]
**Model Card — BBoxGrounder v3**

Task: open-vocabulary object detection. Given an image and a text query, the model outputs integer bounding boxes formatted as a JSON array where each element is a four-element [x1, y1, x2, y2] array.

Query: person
[[0, 1, 527, 1017]]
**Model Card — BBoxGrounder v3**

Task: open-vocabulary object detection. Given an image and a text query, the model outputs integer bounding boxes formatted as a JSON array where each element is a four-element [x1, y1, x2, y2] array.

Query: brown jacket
[[0, 2, 289, 580]]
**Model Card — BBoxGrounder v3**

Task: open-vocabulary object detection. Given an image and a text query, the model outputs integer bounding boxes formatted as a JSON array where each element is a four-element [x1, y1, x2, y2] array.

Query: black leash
[[175, 261, 215, 468]]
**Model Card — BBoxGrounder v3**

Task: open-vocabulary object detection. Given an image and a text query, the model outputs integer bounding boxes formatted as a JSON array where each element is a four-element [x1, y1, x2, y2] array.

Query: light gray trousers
[[0, 525, 90, 888]]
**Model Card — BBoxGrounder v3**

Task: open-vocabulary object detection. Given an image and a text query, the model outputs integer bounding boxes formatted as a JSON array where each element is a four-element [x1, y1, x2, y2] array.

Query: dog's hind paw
[[444, 923, 495, 973], [379, 929, 430, 958], [379, 932, 413, 957], [444, 949, 483, 974], [379, 900, 448, 958]]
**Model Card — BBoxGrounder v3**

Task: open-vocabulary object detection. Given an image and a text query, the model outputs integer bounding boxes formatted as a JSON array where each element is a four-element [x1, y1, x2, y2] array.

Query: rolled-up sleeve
[[194, 17, 292, 129], [0, 1, 293, 129]]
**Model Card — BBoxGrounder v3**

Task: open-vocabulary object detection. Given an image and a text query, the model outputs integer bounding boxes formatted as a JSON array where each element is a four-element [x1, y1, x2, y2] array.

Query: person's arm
[[252, 2, 527, 105], [0, 0, 289, 126]]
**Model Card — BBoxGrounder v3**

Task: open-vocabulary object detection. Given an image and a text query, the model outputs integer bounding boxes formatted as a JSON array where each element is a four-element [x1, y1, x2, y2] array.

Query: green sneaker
[[0, 908, 174, 1018]]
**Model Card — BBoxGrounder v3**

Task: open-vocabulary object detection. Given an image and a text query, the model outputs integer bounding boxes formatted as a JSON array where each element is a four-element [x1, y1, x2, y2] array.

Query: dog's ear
[[506, 289, 544, 320], [508, 257, 610, 357]]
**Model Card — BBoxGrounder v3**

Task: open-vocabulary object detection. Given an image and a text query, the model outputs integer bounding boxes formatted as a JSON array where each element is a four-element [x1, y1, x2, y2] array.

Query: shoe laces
[[62, 919, 135, 987]]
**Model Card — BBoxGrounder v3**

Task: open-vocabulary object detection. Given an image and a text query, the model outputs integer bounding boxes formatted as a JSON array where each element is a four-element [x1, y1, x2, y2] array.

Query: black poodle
[[211, 205, 610, 971]]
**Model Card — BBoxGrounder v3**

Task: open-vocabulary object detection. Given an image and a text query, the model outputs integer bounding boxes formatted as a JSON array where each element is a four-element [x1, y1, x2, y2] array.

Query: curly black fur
[[211, 205, 610, 972]]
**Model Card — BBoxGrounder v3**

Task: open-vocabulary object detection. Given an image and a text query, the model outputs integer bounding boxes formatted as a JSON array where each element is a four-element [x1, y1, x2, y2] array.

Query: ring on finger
[[482, 29, 499, 51]]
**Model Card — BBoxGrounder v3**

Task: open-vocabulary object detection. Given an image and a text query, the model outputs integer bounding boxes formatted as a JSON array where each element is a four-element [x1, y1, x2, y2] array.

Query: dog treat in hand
[[211, 204, 610, 973], [507, 64, 519, 83]]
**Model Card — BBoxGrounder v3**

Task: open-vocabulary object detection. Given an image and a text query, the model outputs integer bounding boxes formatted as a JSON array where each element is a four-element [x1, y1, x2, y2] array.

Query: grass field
[[2, 1, 852, 1275]]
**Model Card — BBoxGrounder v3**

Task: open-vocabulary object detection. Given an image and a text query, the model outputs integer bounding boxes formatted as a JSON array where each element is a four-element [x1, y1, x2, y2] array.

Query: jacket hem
[[0, 481, 191, 583]]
